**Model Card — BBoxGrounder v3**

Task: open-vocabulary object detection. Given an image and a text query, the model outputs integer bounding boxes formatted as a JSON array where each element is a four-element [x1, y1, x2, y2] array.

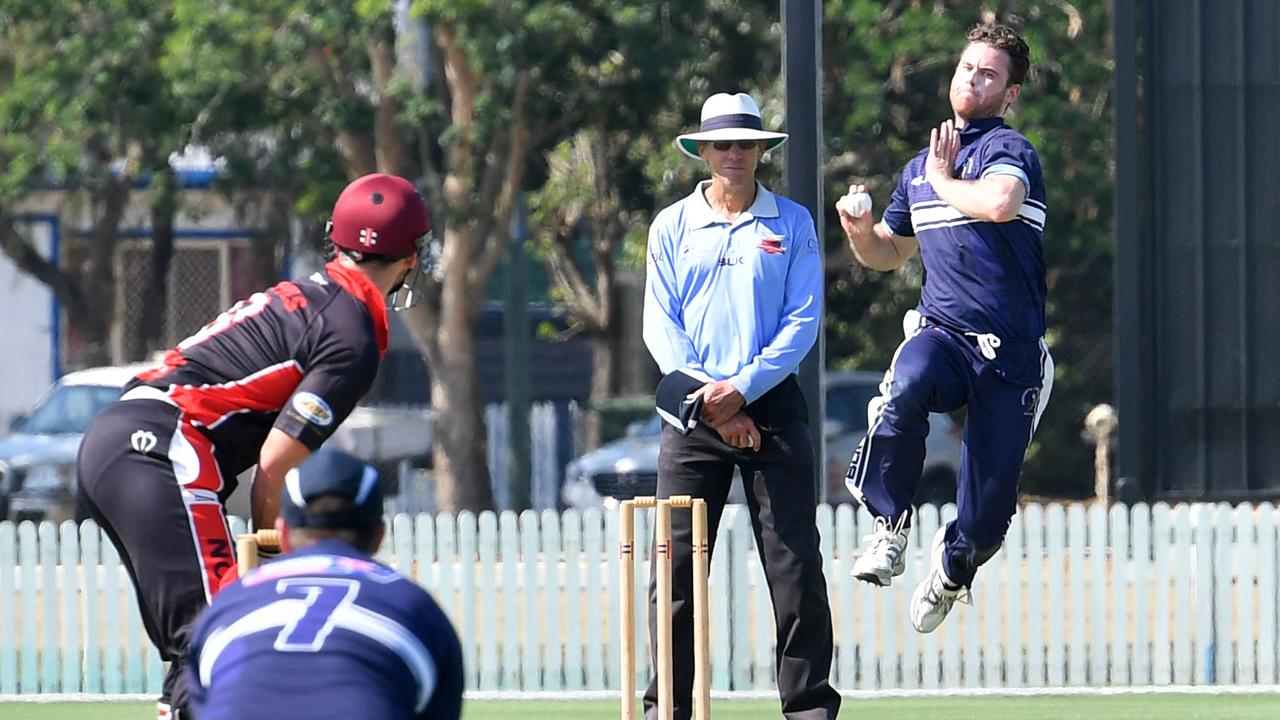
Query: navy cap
[[655, 368, 712, 435], [281, 449, 384, 529]]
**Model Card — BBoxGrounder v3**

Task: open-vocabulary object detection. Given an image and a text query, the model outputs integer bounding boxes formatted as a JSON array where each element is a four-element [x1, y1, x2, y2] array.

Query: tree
[[526, 1, 781, 448], [0, 0, 1115, 508], [167, 0, 509, 511], [821, 0, 1115, 496], [0, 1, 187, 366], [167, 1, 794, 511]]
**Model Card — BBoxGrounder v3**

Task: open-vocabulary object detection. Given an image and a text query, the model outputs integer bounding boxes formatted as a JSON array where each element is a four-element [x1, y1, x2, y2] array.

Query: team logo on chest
[[757, 236, 785, 255]]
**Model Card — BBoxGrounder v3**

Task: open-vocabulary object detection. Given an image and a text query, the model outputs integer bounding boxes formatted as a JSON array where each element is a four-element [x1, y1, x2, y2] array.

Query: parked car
[[0, 363, 153, 523], [0, 362, 434, 523], [561, 370, 964, 509], [822, 370, 964, 507]]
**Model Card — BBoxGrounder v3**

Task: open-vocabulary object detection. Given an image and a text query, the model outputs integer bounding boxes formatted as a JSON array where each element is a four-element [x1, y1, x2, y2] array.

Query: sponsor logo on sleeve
[[292, 392, 334, 426]]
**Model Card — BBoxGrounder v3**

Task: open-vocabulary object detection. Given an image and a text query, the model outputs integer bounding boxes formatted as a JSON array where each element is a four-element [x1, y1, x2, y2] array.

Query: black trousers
[[77, 399, 235, 714], [644, 377, 841, 720]]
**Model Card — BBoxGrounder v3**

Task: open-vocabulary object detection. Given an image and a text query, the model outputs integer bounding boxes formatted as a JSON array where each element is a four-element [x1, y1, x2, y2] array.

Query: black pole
[[1113, 0, 1144, 499], [504, 200, 532, 511], [782, 0, 826, 500]]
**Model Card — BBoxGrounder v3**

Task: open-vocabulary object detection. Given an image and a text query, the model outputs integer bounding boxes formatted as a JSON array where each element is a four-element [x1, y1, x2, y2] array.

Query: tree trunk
[[134, 172, 177, 361], [397, 225, 498, 514], [583, 331, 617, 450], [82, 175, 133, 366], [428, 337, 492, 513], [583, 280, 623, 450]]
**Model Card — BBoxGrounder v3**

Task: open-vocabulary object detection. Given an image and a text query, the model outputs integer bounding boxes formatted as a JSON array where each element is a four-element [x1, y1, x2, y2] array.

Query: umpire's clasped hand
[[694, 380, 746, 426], [710, 411, 761, 452]]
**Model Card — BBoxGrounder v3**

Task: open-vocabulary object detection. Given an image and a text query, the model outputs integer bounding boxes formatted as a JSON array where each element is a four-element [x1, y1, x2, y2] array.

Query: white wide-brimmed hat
[[674, 92, 788, 159]]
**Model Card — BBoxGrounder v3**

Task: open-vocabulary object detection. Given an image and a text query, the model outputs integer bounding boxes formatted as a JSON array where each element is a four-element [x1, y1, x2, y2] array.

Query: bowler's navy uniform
[[846, 116, 1054, 586]]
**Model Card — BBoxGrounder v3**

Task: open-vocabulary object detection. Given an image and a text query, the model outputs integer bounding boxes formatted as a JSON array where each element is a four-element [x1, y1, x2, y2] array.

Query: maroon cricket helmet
[[327, 174, 431, 259]]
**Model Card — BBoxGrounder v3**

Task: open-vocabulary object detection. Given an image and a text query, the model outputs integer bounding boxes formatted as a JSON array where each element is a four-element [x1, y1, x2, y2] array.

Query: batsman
[[76, 173, 432, 719]]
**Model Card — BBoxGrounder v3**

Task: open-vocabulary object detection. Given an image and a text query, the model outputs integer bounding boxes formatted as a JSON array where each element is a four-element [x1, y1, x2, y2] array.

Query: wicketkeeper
[[187, 448, 463, 719]]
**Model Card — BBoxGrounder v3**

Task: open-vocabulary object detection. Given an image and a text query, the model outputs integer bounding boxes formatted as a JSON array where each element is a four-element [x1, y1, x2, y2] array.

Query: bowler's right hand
[[835, 184, 874, 245]]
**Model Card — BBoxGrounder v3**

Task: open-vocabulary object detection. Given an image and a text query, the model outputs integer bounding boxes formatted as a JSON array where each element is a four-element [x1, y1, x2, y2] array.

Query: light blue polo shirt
[[642, 180, 822, 404]]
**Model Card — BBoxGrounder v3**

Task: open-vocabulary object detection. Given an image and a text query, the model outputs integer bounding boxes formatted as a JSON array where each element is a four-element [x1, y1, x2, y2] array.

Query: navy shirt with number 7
[[187, 540, 464, 720]]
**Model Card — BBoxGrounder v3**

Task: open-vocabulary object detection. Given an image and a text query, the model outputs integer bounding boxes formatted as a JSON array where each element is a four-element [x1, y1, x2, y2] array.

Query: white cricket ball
[[838, 191, 872, 218]]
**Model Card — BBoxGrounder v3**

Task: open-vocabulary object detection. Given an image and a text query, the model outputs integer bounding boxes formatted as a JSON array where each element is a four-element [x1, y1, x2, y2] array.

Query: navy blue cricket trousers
[[845, 320, 1052, 586]]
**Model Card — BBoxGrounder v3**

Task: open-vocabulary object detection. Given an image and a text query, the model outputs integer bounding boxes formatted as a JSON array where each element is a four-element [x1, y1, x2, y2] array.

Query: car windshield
[[19, 385, 123, 434], [634, 415, 662, 436]]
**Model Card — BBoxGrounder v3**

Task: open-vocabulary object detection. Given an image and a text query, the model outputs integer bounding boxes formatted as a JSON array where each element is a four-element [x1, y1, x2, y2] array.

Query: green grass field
[[1, 695, 1278, 719]]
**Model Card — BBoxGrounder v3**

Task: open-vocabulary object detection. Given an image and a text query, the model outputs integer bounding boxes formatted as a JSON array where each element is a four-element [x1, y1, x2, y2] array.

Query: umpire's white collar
[[686, 180, 780, 228]]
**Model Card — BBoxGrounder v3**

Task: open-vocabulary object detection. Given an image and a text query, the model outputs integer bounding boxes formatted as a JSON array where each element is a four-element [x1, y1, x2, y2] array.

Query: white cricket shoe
[[851, 516, 909, 586], [910, 526, 972, 633]]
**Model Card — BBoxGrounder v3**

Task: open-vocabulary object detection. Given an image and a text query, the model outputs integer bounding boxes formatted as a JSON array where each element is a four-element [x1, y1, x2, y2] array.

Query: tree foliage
[[0, 0, 1117, 504], [525, 1, 781, 447], [0, 0, 186, 364]]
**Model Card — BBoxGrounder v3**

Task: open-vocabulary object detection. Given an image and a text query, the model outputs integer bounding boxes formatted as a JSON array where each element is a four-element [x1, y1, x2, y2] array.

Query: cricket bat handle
[[236, 529, 282, 574]]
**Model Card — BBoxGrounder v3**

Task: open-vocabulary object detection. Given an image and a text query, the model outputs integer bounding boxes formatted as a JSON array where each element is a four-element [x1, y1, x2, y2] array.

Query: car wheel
[[914, 466, 957, 508]]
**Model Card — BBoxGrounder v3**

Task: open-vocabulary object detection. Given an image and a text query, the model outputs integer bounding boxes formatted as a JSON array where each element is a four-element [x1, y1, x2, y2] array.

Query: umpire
[[77, 173, 431, 720], [641, 92, 840, 719]]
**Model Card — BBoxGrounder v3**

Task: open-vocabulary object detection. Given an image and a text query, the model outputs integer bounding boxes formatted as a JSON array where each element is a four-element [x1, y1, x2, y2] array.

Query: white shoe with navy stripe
[[910, 526, 972, 633], [851, 516, 909, 587]]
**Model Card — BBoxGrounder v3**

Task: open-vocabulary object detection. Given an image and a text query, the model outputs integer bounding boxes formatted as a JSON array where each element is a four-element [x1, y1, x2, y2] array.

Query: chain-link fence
[[113, 239, 247, 362]]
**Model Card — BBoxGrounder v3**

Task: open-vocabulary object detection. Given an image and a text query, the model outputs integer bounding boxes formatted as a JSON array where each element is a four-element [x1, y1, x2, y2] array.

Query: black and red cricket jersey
[[127, 260, 389, 478]]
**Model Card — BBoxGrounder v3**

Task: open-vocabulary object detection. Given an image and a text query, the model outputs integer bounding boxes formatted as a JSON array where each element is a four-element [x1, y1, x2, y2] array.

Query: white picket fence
[[0, 501, 1277, 696]]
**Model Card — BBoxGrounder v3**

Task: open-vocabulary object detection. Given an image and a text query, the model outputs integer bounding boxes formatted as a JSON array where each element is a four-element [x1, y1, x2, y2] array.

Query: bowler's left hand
[[695, 380, 746, 426], [925, 119, 961, 186]]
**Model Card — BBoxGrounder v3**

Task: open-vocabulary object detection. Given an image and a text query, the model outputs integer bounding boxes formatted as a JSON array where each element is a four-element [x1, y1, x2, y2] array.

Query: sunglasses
[[709, 140, 762, 151]]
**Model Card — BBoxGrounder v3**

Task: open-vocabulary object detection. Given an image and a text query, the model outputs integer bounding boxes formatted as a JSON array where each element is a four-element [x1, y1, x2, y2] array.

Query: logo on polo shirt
[[292, 392, 334, 426], [757, 236, 785, 255]]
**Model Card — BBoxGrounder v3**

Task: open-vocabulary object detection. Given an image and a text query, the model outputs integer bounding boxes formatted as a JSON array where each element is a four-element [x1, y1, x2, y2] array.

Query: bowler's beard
[[952, 87, 1006, 122]]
